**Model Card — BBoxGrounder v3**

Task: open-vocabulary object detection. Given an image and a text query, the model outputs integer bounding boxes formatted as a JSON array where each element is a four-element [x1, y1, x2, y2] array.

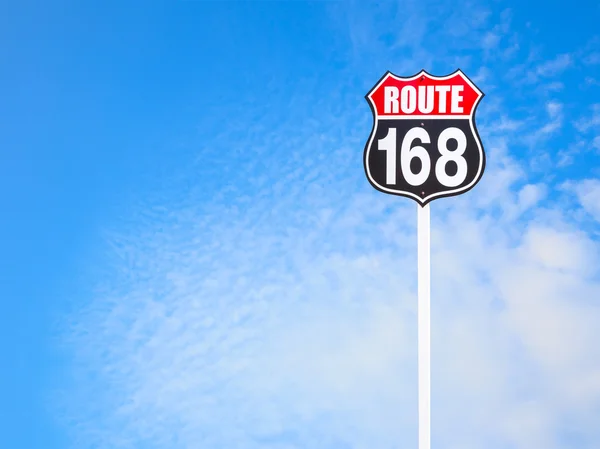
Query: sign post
[[362, 70, 485, 449], [417, 202, 430, 449]]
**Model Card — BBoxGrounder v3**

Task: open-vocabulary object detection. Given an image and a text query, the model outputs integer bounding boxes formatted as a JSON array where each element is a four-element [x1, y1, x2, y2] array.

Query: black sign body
[[364, 70, 485, 205]]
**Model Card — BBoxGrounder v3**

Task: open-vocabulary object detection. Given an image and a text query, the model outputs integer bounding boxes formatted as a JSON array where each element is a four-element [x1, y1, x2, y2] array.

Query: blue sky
[[1, 1, 599, 448]]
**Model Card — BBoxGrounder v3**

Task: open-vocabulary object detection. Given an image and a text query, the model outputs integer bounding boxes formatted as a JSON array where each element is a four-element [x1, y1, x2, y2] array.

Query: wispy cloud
[[562, 178, 600, 222], [63, 133, 600, 449], [533, 53, 572, 78], [583, 76, 600, 87], [575, 104, 600, 132], [522, 101, 564, 160], [480, 8, 517, 58], [556, 140, 586, 168], [508, 52, 573, 85], [584, 52, 600, 65]]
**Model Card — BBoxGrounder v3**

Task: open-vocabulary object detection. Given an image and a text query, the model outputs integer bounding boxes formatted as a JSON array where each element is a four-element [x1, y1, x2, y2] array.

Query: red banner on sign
[[368, 71, 481, 117]]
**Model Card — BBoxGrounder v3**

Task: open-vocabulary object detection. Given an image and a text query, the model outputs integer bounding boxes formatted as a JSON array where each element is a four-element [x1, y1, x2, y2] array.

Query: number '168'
[[377, 126, 468, 187]]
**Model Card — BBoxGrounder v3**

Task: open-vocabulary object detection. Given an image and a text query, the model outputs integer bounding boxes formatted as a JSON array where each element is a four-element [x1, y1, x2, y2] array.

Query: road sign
[[363, 69, 485, 205], [362, 69, 486, 449]]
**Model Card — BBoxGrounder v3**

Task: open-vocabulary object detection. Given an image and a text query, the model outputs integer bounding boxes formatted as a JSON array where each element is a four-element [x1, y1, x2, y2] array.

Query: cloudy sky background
[[1, 1, 600, 448]]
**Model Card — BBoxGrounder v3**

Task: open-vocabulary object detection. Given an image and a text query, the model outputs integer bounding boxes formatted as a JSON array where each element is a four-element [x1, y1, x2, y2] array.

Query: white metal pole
[[418, 203, 431, 449]]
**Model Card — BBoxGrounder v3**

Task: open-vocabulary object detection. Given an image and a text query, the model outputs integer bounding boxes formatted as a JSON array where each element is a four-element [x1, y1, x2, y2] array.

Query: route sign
[[363, 69, 485, 205], [362, 69, 486, 449]]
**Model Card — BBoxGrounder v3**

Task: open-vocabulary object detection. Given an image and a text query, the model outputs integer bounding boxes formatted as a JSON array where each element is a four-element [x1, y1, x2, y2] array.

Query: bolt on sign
[[363, 69, 485, 205]]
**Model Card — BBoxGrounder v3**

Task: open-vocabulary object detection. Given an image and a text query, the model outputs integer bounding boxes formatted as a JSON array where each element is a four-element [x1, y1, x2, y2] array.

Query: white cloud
[[556, 140, 586, 167], [518, 183, 547, 210], [60, 108, 600, 449], [584, 76, 600, 87], [482, 31, 501, 50], [482, 115, 524, 133], [521, 102, 563, 161], [479, 8, 516, 60], [537, 101, 562, 135], [471, 66, 491, 85], [575, 104, 600, 132], [570, 178, 600, 221], [540, 81, 564, 92], [534, 53, 572, 78], [511, 53, 573, 85]]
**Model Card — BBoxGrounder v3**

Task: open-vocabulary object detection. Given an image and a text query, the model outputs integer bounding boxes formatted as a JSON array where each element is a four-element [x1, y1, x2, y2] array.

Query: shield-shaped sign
[[363, 69, 485, 205]]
